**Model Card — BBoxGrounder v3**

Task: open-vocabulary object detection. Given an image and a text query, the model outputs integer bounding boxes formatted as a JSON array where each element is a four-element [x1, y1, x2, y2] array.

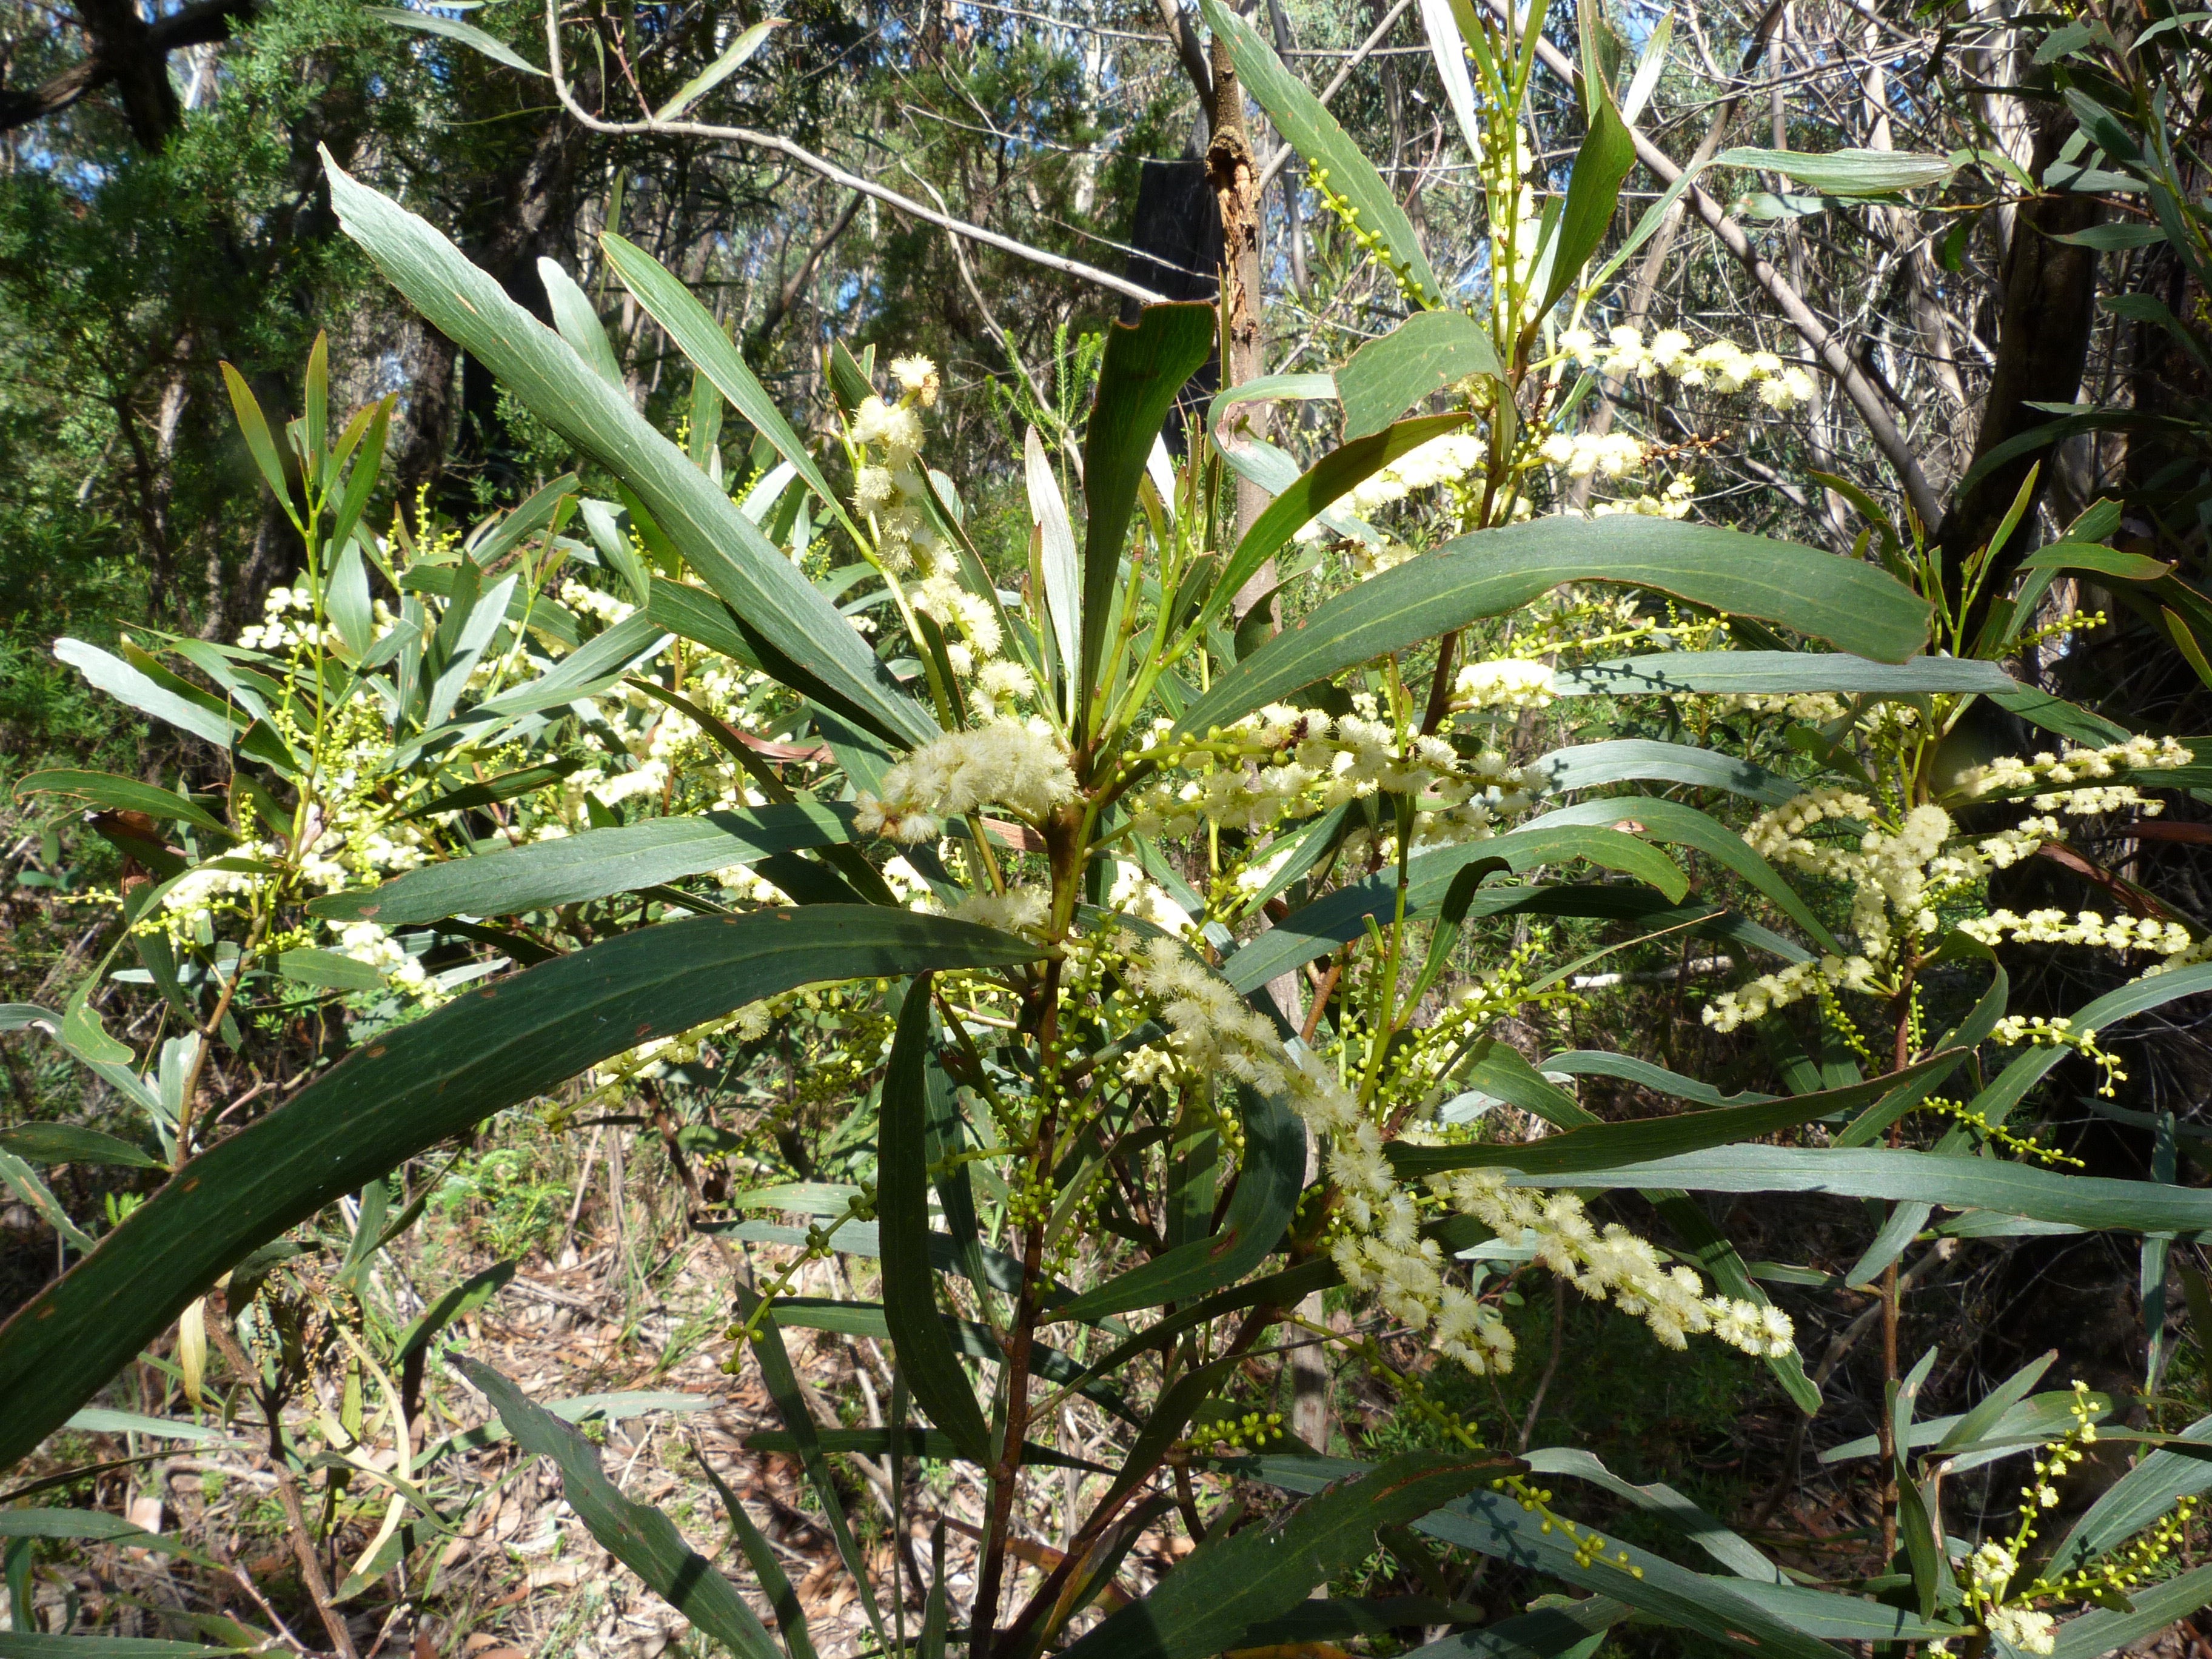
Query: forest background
[[2, 0, 2212, 1657]]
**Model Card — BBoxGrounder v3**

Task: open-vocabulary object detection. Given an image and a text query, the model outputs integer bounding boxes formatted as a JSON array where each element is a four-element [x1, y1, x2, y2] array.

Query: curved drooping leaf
[[0, 908, 1040, 1470], [2043, 1413, 2212, 1579], [367, 5, 546, 75], [321, 155, 931, 748], [1539, 1051, 1778, 1108], [1963, 962, 2212, 1129], [1714, 146, 1955, 195], [1221, 825, 1689, 996], [2049, 1564, 2212, 1659], [1522, 1447, 1778, 1581], [1081, 304, 1216, 714], [1243, 1455, 1858, 1658], [1208, 373, 1338, 442], [1061, 1452, 1510, 1659], [602, 232, 858, 542], [1027, 425, 1081, 697], [1530, 1144, 2212, 1233], [309, 802, 859, 925], [1387, 1056, 1957, 1178], [1211, 415, 1468, 622], [1175, 517, 1932, 737], [652, 18, 780, 121], [1551, 652, 2013, 697], [0, 1125, 161, 1170], [1541, 92, 1637, 319], [1052, 1085, 1305, 1320], [877, 983, 993, 1461], [52, 640, 237, 749], [1201, 0, 1444, 306], [1337, 313, 1504, 440], [13, 770, 227, 836], [454, 1359, 781, 1659], [1523, 797, 1844, 956], [1528, 739, 1799, 805]]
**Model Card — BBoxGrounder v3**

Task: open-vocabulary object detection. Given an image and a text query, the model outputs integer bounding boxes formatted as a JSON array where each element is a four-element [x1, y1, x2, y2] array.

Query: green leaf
[[2045, 1413, 2212, 1580], [366, 7, 546, 76], [1223, 827, 1690, 996], [466, 609, 672, 722], [1524, 797, 1844, 956], [216, 363, 294, 519], [1209, 374, 1338, 443], [59, 986, 132, 1069], [1053, 1084, 1305, 1319], [602, 233, 857, 541], [1715, 146, 1956, 194], [1522, 1447, 1778, 1580], [654, 19, 782, 121], [1202, 0, 1443, 306], [394, 760, 581, 822], [14, 770, 227, 835], [1286, 1464, 1863, 1657], [0, 908, 1040, 1470], [394, 1261, 517, 1369], [323, 156, 929, 748], [326, 537, 374, 660], [0, 1153, 93, 1254], [276, 950, 386, 993], [1551, 652, 2012, 697], [1212, 415, 1468, 625], [1081, 305, 1216, 717], [1026, 425, 1081, 702], [1541, 1051, 1778, 1109], [536, 258, 623, 390], [62, 1408, 226, 1444], [731, 1280, 888, 1646], [418, 1390, 710, 1464], [53, 640, 236, 749], [1822, 1386, 2102, 1466], [309, 802, 859, 925], [1529, 1144, 2212, 1234], [1528, 740, 1798, 805], [1175, 516, 1932, 739], [877, 982, 993, 1462], [1543, 92, 1637, 319], [1389, 1056, 1957, 1178], [2016, 543, 2174, 581], [2050, 1564, 2212, 1659], [1338, 313, 1503, 440], [1962, 962, 2212, 1131], [694, 1454, 819, 1659], [453, 1358, 780, 1658], [1061, 1452, 1510, 1659], [0, 1126, 159, 1170]]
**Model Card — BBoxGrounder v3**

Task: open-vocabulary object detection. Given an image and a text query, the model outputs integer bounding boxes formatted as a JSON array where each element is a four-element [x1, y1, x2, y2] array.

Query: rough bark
[[0, 0, 255, 147]]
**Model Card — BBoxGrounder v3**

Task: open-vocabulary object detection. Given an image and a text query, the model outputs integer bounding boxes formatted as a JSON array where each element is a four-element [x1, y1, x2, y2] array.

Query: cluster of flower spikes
[[1704, 788, 2083, 1034], [1951, 733, 2192, 802], [1558, 323, 1820, 410], [853, 719, 1078, 843], [1121, 937, 1795, 1374], [848, 355, 1033, 714], [1125, 702, 1534, 853], [1944, 1381, 2112, 1657]]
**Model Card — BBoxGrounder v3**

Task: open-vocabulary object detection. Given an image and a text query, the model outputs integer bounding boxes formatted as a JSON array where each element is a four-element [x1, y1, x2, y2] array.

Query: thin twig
[[540, 1, 1166, 307]]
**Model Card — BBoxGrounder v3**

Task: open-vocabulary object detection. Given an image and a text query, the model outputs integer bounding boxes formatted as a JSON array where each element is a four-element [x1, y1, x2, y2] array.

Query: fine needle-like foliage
[[5, 4, 2212, 1658]]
